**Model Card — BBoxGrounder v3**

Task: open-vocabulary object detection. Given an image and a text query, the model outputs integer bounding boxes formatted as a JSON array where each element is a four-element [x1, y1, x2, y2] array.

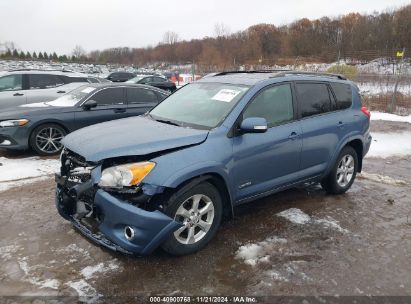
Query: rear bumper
[[56, 186, 181, 256]]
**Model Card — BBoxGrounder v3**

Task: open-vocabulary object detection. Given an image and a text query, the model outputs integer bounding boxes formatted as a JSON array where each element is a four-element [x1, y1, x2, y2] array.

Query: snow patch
[[17, 257, 60, 290], [80, 260, 120, 280], [277, 208, 311, 224], [66, 279, 99, 298], [0, 176, 50, 192], [371, 112, 411, 124], [366, 132, 411, 158], [236, 237, 287, 266], [0, 244, 20, 259], [277, 208, 348, 233], [0, 157, 59, 182], [358, 172, 407, 186]]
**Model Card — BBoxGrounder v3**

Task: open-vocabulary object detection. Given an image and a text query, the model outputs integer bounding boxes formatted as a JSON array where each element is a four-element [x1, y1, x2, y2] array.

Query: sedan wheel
[[30, 124, 66, 155]]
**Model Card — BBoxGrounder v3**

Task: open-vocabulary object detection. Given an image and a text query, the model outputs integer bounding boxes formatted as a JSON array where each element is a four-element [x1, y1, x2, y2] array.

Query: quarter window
[[29, 74, 65, 89], [91, 88, 124, 105], [296, 83, 332, 118], [0, 74, 23, 92], [243, 84, 294, 127], [330, 83, 352, 110], [127, 88, 158, 104]]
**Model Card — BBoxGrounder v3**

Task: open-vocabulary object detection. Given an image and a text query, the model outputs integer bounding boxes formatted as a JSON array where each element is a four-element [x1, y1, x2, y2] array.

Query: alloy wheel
[[35, 127, 64, 154], [336, 154, 355, 187]]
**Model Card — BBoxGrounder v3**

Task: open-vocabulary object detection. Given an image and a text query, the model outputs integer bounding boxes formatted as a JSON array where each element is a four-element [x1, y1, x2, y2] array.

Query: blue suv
[[55, 71, 372, 256]]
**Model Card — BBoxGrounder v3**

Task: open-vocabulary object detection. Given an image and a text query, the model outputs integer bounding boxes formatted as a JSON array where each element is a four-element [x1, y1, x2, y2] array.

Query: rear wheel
[[321, 146, 358, 194], [161, 182, 223, 256], [29, 123, 66, 156]]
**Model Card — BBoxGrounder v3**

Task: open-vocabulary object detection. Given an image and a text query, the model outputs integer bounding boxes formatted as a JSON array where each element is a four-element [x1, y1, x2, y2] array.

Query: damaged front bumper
[[55, 174, 181, 256]]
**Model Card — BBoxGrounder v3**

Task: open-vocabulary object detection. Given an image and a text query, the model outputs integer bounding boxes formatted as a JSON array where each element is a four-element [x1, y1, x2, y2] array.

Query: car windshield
[[149, 82, 250, 129], [46, 86, 97, 107]]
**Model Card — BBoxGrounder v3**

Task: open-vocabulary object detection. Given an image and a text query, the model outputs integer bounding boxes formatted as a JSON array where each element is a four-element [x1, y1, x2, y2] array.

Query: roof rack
[[213, 70, 291, 76], [272, 71, 347, 80]]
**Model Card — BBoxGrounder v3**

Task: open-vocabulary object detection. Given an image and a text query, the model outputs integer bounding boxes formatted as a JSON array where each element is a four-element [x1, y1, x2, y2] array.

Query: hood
[[62, 116, 209, 162], [0, 105, 73, 119]]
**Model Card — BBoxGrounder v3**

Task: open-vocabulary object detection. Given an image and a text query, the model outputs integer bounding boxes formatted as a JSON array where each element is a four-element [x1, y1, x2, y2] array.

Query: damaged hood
[[62, 115, 209, 162]]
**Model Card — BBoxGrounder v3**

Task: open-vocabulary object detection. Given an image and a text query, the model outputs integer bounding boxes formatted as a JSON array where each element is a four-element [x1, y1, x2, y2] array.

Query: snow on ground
[[80, 260, 121, 280], [236, 237, 287, 266], [358, 172, 407, 186], [366, 132, 411, 158], [277, 208, 349, 233], [371, 112, 411, 123], [0, 156, 59, 192]]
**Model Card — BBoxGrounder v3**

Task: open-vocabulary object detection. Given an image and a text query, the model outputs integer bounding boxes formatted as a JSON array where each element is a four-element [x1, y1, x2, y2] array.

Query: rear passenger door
[[25, 74, 67, 103], [74, 87, 128, 129], [126, 87, 162, 116], [296, 82, 345, 177]]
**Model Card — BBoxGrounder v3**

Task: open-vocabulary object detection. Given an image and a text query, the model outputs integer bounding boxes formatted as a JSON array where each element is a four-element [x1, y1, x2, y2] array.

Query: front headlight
[[0, 119, 29, 128], [98, 161, 155, 188]]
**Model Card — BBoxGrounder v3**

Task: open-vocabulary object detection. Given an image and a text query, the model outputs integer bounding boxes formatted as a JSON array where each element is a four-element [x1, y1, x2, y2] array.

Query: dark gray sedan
[[0, 83, 169, 155]]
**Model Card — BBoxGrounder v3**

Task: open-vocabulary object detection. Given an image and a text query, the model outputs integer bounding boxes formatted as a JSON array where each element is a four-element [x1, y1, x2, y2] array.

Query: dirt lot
[[0, 121, 410, 300]]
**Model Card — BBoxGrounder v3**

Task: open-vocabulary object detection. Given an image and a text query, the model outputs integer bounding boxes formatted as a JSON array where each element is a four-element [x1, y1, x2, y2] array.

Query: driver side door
[[231, 83, 302, 202]]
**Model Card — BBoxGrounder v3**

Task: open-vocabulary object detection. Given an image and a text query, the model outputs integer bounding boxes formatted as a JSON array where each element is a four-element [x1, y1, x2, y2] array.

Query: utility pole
[[390, 48, 405, 113]]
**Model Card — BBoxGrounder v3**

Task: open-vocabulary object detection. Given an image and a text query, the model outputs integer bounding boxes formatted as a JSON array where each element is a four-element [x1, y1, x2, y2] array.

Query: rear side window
[[296, 83, 332, 118], [65, 76, 88, 83], [0, 74, 23, 91], [243, 84, 294, 127], [91, 87, 124, 105], [28, 74, 65, 89], [330, 83, 352, 110], [154, 77, 166, 82], [127, 88, 158, 104]]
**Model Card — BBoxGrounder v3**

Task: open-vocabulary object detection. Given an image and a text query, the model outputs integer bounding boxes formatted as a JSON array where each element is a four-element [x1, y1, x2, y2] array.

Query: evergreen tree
[[26, 51, 32, 59], [43, 52, 48, 60], [19, 51, 26, 59], [5, 49, 12, 58], [32, 51, 37, 59], [38, 52, 44, 59], [52, 52, 58, 60], [12, 49, 19, 58]]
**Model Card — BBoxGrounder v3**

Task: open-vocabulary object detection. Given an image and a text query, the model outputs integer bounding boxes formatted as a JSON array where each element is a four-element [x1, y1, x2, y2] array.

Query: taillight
[[361, 106, 371, 118]]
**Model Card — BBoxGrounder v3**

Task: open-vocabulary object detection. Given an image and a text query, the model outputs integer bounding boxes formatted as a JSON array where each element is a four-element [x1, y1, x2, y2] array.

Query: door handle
[[338, 121, 345, 128], [57, 90, 66, 94], [114, 108, 126, 113], [13, 93, 24, 96], [288, 132, 298, 140]]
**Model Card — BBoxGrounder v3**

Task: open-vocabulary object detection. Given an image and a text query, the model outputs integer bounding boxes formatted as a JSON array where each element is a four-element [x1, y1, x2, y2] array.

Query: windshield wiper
[[154, 119, 181, 127]]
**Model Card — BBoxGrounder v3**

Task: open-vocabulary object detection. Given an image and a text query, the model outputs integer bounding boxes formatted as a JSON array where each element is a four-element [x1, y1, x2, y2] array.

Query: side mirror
[[240, 117, 268, 133], [82, 99, 97, 110]]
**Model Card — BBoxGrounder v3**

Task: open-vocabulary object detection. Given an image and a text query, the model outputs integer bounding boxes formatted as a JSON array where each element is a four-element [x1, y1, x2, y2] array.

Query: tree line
[[1, 4, 410, 68]]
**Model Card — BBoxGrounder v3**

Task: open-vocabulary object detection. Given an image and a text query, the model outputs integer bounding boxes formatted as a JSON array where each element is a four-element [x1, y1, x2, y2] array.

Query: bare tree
[[214, 23, 231, 38], [72, 45, 86, 58], [162, 31, 179, 45]]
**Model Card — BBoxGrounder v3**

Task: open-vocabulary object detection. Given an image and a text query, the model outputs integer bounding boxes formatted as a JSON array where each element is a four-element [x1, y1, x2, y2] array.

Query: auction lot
[[0, 120, 410, 298]]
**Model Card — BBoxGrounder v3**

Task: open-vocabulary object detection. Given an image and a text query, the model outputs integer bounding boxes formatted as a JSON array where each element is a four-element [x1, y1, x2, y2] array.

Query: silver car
[[0, 70, 93, 109]]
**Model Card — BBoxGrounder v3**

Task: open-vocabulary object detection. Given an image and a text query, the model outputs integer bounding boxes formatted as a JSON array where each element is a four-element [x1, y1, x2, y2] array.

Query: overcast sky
[[0, 0, 409, 55]]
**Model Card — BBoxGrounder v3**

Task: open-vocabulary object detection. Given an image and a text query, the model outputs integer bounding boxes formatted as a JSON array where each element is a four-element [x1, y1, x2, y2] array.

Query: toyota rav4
[[55, 71, 372, 256]]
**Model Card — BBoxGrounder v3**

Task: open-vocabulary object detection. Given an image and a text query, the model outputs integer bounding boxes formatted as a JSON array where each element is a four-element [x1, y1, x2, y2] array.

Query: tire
[[321, 146, 358, 194], [29, 123, 67, 156], [161, 182, 223, 256]]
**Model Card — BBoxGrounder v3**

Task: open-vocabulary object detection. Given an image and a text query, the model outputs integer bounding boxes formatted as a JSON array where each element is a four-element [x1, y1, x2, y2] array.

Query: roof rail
[[7, 68, 75, 73], [272, 71, 347, 80], [213, 69, 291, 76]]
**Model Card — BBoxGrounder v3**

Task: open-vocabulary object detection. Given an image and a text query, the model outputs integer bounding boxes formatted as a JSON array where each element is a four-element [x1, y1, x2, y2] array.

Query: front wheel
[[29, 123, 66, 156], [161, 182, 223, 256], [321, 146, 358, 194]]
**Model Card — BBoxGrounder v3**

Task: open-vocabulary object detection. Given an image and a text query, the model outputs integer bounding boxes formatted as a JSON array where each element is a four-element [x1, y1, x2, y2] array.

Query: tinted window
[[139, 77, 151, 84], [0, 74, 22, 92], [154, 77, 166, 82], [330, 83, 352, 110], [87, 77, 99, 83], [243, 84, 294, 127], [127, 88, 158, 104], [29, 74, 64, 89], [296, 83, 331, 118], [91, 88, 124, 105], [65, 76, 88, 83]]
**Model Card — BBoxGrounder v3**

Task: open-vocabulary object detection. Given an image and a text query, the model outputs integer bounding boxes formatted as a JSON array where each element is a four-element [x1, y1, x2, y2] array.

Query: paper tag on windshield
[[81, 87, 96, 94], [212, 89, 242, 102]]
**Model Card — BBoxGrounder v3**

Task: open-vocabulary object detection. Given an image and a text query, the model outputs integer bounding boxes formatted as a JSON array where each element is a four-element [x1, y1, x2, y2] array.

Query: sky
[[0, 0, 409, 55]]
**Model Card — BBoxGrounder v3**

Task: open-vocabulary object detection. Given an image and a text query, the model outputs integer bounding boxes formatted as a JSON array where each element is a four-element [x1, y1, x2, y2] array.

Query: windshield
[[46, 86, 97, 107], [149, 82, 250, 129]]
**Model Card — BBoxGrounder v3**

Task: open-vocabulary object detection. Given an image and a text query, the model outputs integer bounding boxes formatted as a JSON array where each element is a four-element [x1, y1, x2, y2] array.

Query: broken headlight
[[98, 162, 155, 188]]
